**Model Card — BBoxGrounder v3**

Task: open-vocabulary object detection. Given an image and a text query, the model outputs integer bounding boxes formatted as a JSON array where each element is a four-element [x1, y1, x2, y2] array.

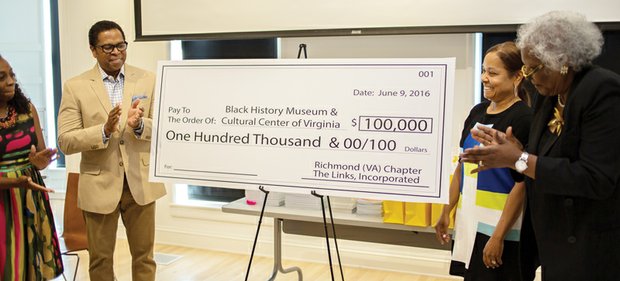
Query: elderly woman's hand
[[471, 125, 523, 150], [460, 126, 523, 173]]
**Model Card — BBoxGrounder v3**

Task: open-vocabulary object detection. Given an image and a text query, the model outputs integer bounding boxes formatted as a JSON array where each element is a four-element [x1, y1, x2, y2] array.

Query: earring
[[560, 65, 568, 75]]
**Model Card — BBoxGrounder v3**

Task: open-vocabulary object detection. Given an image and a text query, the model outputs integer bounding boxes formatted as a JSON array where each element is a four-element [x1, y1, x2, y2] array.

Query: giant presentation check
[[150, 59, 455, 203]]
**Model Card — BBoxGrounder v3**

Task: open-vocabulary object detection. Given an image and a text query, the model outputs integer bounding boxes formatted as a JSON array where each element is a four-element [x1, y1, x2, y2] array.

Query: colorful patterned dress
[[0, 108, 63, 280]]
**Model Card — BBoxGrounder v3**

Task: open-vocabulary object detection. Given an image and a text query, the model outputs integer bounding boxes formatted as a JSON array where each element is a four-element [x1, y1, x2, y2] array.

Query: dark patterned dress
[[0, 109, 63, 280]]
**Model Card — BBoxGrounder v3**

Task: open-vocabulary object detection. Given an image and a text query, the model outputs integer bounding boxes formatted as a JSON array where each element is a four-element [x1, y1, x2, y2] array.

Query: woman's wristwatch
[[515, 152, 529, 173]]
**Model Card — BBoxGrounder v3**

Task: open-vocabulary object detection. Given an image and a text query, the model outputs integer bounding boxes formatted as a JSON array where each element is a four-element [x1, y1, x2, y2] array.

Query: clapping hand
[[29, 145, 57, 170], [104, 104, 122, 137], [127, 99, 144, 129], [460, 126, 523, 173], [471, 125, 523, 150]]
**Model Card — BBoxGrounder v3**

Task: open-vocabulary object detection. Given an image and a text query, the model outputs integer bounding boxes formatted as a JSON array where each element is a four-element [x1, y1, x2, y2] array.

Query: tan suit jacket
[[57, 64, 166, 214]]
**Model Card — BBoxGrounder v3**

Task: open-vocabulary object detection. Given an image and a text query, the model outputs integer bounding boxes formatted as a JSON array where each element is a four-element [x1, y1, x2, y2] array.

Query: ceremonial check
[[150, 59, 455, 203]]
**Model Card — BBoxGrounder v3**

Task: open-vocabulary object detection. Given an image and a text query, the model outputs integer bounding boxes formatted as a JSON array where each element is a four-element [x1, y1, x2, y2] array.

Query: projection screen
[[135, 0, 620, 40]]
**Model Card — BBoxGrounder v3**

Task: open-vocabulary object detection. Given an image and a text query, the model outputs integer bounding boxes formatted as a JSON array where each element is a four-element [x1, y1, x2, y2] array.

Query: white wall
[[0, 0, 50, 148], [56, 0, 477, 278], [58, 0, 168, 80]]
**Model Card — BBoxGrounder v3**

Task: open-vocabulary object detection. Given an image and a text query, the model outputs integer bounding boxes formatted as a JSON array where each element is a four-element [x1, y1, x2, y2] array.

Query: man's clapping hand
[[127, 99, 144, 129], [104, 104, 122, 137]]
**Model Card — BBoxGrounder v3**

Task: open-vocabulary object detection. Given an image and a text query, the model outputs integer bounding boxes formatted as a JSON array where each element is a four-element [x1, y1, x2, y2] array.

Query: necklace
[[557, 94, 566, 108], [0, 106, 17, 129]]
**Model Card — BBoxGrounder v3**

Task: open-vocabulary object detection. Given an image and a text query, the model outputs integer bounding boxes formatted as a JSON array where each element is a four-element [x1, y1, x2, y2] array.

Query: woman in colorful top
[[0, 54, 63, 280], [434, 42, 533, 280]]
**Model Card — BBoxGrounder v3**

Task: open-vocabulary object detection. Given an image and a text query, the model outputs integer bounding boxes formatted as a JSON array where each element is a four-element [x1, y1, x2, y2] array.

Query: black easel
[[245, 186, 269, 281], [327, 196, 345, 281], [300, 43, 345, 281], [297, 44, 308, 59], [311, 191, 346, 281]]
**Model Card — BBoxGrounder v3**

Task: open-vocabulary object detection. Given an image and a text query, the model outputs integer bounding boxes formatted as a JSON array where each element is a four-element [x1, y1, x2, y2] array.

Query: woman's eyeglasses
[[521, 64, 544, 79], [96, 41, 128, 54]]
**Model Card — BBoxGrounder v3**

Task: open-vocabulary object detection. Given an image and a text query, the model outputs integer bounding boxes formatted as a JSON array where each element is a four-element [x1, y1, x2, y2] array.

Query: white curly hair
[[516, 11, 603, 72]]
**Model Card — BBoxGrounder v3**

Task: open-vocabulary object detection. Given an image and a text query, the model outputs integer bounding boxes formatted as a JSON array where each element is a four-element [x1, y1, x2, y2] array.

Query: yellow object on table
[[382, 201, 405, 224], [404, 202, 431, 227]]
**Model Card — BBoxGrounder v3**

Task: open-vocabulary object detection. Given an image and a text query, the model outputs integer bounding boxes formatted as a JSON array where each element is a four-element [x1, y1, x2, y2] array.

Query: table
[[222, 198, 449, 280]]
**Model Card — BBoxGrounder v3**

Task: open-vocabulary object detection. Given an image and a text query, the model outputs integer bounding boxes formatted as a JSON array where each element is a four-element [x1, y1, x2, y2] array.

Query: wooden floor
[[52, 239, 456, 281]]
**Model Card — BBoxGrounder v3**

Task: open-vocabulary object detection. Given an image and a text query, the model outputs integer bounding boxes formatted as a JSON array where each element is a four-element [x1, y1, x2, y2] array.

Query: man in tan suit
[[57, 20, 166, 281]]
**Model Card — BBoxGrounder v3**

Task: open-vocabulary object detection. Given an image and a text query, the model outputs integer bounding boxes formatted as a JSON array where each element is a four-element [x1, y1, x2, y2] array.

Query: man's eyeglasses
[[521, 64, 544, 79], [96, 41, 128, 54]]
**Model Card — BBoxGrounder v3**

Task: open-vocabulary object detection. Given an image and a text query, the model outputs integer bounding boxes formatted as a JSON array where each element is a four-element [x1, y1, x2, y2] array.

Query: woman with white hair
[[461, 11, 620, 281]]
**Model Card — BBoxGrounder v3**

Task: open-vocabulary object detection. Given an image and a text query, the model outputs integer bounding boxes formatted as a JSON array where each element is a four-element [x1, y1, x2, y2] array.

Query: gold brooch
[[547, 106, 564, 135]]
